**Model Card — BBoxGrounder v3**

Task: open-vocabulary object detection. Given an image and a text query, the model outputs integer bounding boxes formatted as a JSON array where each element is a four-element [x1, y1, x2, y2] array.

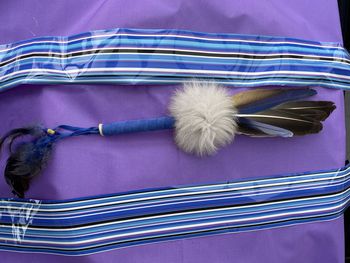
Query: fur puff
[[169, 81, 237, 156]]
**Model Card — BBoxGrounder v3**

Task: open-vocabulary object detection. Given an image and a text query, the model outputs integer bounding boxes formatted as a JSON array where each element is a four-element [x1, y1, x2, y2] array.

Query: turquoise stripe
[[2, 55, 350, 72]]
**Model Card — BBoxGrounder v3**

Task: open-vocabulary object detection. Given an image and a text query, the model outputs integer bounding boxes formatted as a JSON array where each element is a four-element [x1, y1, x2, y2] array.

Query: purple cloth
[[0, 0, 345, 262]]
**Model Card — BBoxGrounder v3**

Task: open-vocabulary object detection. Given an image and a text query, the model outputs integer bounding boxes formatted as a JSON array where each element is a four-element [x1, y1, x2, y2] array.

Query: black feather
[[239, 109, 323, 136], [276, 108, 328, 121], [0, 126, 54, 198], [274, 101, 336, 121], [0, 124, 99, 197], [237, 117, 293, 137], [236, 124, 268, 137]]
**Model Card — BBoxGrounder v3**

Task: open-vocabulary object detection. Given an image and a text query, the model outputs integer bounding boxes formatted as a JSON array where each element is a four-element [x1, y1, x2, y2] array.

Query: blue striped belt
[[0, 28, 349, 92], [0, 165, 348, 255]]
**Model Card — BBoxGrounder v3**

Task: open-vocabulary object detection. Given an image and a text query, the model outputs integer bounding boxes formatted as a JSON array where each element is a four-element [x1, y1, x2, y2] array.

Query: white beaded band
[[98, 123, 104, 136]]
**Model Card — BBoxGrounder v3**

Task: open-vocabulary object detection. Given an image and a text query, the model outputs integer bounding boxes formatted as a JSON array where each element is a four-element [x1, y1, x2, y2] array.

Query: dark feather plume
[[0, 126, 54, 198], [234, 88, 336, 137], [239, 109, 323, 136], [274, 101, 336, 121]]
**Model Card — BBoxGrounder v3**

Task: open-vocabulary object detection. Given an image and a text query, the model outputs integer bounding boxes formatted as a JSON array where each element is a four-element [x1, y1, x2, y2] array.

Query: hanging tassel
[[0, 126, 53, 198], [0, 125, 98, 198], [0, 80, 336, 198]]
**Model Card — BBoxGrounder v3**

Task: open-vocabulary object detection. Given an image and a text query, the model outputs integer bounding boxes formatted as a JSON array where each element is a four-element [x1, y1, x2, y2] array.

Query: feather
[[233, 88, 335, 137], [233, 88, 317, 114], [0, 124, 99, 198], [0, 126, 44, 153], [274, 101, 336, 121], [237, 117, 293, 137], [0, 126, 54, 198], [237, 109, 323, 136]]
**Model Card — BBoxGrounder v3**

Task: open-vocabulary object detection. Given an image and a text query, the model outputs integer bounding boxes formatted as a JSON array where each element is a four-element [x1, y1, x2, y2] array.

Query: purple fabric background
[[0, 0, 345, 262]]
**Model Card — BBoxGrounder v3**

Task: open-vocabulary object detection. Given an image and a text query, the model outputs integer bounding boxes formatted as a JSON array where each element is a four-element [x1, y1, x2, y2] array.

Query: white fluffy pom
[[169, 81, 237, 156]]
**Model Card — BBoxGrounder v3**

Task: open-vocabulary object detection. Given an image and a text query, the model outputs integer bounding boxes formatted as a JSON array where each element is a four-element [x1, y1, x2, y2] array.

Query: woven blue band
[[102, 116, 175, 136]]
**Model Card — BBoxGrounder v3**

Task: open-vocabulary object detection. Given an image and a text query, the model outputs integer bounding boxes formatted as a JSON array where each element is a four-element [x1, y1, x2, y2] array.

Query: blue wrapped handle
[[101, 116, 175, 136]]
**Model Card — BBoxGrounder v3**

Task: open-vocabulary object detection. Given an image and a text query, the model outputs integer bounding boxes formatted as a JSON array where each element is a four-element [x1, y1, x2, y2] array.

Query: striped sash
[[0, 28, 350, 92], [0, 165, 349, 255]]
